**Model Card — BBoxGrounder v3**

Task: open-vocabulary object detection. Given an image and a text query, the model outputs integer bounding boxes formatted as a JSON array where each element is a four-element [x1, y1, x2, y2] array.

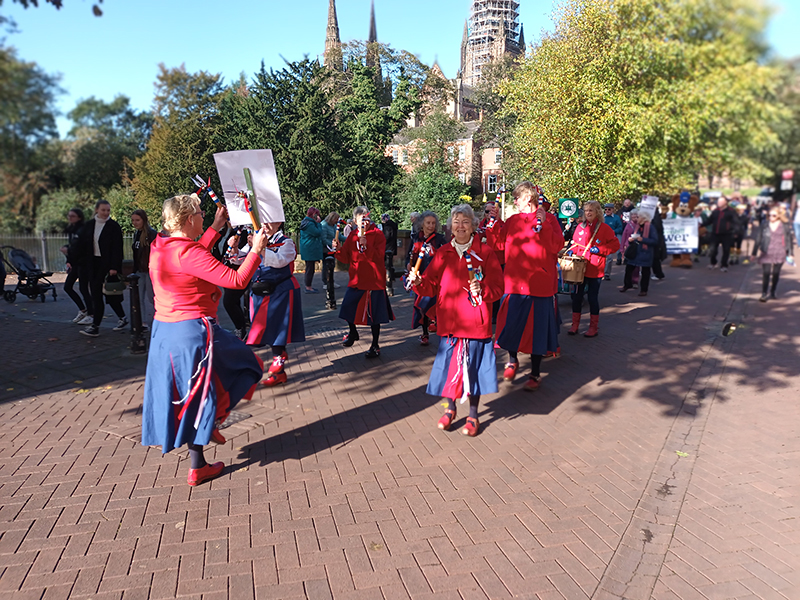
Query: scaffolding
[[463, 0, 521, 86]]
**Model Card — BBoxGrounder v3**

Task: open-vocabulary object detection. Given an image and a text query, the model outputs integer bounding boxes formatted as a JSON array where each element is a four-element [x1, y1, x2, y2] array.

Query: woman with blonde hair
[[566, 200, 620, 337], [141, 195, 269, 487], [620, 209, 659, 297]]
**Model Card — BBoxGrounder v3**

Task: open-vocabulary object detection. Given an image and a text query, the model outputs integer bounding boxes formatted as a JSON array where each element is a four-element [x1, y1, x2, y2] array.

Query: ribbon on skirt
[[171, 317, 215, 429]]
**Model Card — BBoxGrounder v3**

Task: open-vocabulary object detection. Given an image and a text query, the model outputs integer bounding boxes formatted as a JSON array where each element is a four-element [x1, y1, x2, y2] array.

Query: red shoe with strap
[[545, 347, 561, 359], [187, 461, 224, 486], [503, 361, 518, 382], [267, 351, 287, 374], [210, 428, 226, 444], [461, 417, 479, 437], [419, 334, 429, 346], [263, 370, 287, 387], [437, 408, 456, 430], [428, 320, 437, 334]]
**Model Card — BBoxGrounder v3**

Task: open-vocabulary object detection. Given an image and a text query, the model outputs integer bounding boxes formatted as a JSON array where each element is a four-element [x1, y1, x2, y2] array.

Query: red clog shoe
[[263, 370, 287, 387], [461, 417, 479, 437], [437, 408, 456, 431], [187, 461, 224, 486], [524, 376, 541, 392], [210, 428, 226, 444], [268, 351, 287, 374], [545, 347, 561, 359], [503, 362, 518, 382], [419, 334, 429, 346], [428, 320, 437, 334]]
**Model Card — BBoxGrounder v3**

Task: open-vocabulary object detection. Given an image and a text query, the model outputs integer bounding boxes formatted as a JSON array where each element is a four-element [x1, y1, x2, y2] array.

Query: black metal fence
[[0, 234, 134, 273]]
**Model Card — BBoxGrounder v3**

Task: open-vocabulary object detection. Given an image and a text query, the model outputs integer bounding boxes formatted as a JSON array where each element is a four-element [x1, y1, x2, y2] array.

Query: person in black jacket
[[381, 213, 398, 296], [752, 205, 794, 301], [62, 207, 94, 325], [703, 196, 737, 271], [651, 209, 667, 280], [77, 199, 127, 337], [131, 209, 158, 328]]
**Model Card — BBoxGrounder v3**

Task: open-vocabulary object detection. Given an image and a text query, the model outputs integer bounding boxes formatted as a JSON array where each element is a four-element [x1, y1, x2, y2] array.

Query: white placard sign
[[639, 195, 659, 221], [213, 149, 284, 227], [664, 219, 699, 253]]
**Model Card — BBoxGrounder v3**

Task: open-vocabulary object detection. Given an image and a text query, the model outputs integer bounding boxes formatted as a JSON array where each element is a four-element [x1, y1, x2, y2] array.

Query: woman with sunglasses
[[752, 204, 794, 302]]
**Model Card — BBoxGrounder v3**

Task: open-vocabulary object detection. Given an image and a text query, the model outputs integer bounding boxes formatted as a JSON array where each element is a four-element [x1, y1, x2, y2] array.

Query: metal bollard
[[126, 274, 147, 354]]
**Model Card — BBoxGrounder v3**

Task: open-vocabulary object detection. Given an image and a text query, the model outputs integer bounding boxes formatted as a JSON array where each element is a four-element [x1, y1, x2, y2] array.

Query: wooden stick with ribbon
[[464, 250, 483, 306], [533, 185, 544, 233], [191, 174, 230, 228], [405, 243, 432, 291]]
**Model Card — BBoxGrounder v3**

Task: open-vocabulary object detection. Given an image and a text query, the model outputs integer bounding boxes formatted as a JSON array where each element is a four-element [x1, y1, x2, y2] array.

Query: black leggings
[[89, 259, 125, 327], [64, 264, 92, 315], [625, 265, 651, 293], [323, 255, 336, 304], [571, 276, 602, 315], [762, 263, 783, 296], [223, 287, 248, 330], [304, 261, 317, 288]]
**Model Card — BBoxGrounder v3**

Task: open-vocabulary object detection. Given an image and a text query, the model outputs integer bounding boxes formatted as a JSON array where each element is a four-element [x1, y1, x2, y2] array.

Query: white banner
[[664, 218, 699, 253], [639, 195, 659, 221]]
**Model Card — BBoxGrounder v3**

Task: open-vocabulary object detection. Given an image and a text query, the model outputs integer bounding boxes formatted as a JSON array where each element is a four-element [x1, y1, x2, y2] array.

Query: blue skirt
[[247, 277, 305, 348], [142, 318, 262, 453], [339, 288, 394, 326], [427, 337, 498, 399], [412, 293, 437, 330], [496, 294, 560, 355]]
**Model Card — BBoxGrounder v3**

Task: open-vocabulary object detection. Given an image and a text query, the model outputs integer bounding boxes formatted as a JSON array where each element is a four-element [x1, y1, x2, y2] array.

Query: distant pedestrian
[[381, 213, 398, 296], [77, 199, 127, 337], [752, 205, 794, 302], [131, 209, 157, 328], [620, 210, 659, 297], [602, 203, 624, 276], [321, 211, 344, 309], [299, 207, 324, 293], [651, 209, 667, 280], [703, 196, 736, 271], [62, 207, 94, 325], [621, 209, 641, 287]]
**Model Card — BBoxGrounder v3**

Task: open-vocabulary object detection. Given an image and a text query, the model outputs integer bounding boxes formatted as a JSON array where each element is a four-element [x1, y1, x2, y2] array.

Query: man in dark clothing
[[703, 197, 737, 271], [651, 209, 667, 279], [381, 213, 398, 296], [618, 198, 634, 225], [603, 203, 624, 272]]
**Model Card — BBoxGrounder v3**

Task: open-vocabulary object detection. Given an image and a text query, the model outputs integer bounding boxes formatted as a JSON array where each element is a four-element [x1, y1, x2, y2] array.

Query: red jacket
[[479, 217, 505, 265], [336, 225, 386, 291], [486, 211, 565, 297], [414, 237, 503, 339], [569, 220, 621, 279], [150, 227, 260, 323]]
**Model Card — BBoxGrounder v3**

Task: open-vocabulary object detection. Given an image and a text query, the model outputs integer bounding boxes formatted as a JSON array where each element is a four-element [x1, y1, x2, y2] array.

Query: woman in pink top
[[142, 194, 268, 487]]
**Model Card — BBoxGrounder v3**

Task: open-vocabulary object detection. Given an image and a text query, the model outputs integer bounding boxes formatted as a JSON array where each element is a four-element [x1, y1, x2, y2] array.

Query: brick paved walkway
[[0, 259, 798, 599]]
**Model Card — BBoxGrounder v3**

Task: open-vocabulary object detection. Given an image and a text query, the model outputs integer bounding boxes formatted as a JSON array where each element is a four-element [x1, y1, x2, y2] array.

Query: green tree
[[502, 0, 781, 201], [63, 95, 152, 196], [398, 160, 468, 227], [34, 188, 92, 233], [401, 107, 466, 167], [131, 64, 224, 221]]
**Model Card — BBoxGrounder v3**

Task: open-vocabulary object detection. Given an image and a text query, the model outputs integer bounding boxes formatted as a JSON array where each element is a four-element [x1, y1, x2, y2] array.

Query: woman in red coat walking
[[333, 206, 394, 358], [486, 182, 565, 391], [408, 204, 503, 437], [566, 200, 621, 337]]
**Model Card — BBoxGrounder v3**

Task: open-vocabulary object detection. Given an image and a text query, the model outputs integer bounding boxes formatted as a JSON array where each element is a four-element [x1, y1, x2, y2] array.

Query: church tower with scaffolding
[[460, 1, 525, 87]]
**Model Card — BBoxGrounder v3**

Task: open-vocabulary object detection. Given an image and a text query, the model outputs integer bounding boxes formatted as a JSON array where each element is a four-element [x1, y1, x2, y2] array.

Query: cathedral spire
[[368, 0, 378, 44], [324, 0, 342, 70], [460, 19, 468, 76], [518, 24, 525, 55]]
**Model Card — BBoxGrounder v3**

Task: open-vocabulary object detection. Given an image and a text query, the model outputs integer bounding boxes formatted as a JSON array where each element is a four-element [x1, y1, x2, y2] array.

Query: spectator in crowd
[[620, 210, 659, 297], [651, 208, 667, 280], [703, 196, 737, 271], [62, 207, 94, 325], [321, 212, 344, 309], [618, 198, 634, 225], [77, 199, 127, 337], [752, 205, 794, 302], [131, 209, 157, 328], [381, 213, 398, 296], [602, 203, 624, 276], [299, 207, 324, 293]]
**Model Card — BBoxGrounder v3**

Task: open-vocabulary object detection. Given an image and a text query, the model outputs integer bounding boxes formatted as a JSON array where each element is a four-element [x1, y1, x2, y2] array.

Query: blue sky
[[3, 0, 798, 136]]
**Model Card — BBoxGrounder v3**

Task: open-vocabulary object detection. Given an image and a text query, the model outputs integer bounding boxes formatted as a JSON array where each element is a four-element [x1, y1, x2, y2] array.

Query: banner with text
[[664, 219, 699, 253]]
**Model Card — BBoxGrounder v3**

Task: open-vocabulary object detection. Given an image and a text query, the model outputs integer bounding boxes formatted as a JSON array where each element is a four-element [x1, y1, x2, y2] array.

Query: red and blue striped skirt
[[339, 288, 394, 326], [246, 277, 305, 348], [496, 294, 560, 355], [426, 336, 497, 399]]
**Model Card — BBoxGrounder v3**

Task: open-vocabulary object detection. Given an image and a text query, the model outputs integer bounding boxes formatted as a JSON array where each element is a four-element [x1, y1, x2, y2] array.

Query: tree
[[34, 187, 92, 233], [401, 107, 466, 167], [502, 0, 781, 201], [131, 64, 224, 224], [0, 0, 105, 17], [63, 95, 152, 196], [398, 160, 468, 227]]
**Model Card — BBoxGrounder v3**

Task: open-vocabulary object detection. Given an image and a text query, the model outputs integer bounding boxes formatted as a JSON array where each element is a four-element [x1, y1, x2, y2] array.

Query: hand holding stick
[[405, 243, 431, 290], [464, 251, 483, 306], [533, 186, 544, 232], [357, 214, 370, 253]]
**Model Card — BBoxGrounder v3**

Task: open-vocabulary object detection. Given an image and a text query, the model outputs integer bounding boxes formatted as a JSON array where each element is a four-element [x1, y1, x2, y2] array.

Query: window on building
[[402, 149, 408, 164], [459, 145, 466, 160], [458, 172, 466, 184], [487, 175, 497, 193], [494, 150, 502, 165], [392, 149, 399, 164], [447, 146, 455, 161]]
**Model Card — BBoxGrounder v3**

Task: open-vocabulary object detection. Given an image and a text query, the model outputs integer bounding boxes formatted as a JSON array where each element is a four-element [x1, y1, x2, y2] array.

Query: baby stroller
[[1, 246, 57, 303]]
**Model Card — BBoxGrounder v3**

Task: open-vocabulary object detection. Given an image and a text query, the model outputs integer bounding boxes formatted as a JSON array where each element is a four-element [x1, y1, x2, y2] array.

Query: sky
[[3, 0, 799, 137]]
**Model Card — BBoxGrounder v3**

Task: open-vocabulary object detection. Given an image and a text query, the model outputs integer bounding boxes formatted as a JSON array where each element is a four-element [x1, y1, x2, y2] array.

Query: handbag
[[102, 274, 126, 296], [624, 241, 639, 261], [558, 223, 600, 284]]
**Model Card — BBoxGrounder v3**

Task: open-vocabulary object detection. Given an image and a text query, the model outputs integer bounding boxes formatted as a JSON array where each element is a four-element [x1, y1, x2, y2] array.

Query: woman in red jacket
[[566, 200, 621, 337], [409, 204, 503, 437], [486, 182, 565, 391], [333, 206, 394, 358], [142, 194, 268, 487]]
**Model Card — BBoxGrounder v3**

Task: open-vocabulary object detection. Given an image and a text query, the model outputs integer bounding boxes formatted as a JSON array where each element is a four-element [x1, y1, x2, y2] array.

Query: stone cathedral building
[[324, 0, 526, 196]]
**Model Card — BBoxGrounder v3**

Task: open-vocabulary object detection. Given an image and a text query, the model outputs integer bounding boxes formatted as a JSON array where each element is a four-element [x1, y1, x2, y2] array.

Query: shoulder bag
[[558, 223, 600, 284]]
